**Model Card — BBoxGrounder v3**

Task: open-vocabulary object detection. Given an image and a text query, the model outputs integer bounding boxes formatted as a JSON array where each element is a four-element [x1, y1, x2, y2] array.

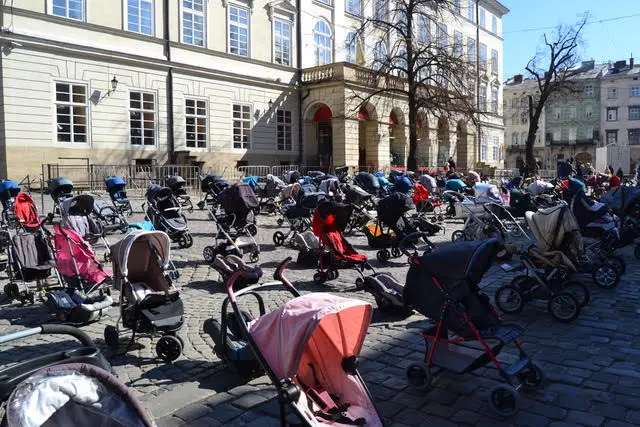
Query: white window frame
[[53, 81, 90, 145], [480, 135, 487, 161], [276, 109, 293, 151], [568, 106, 576, 119], [491, 86, 498, 114], [630, 106, 640, 121], [273, 18, 292, 66], [584, 127, 593, 140], [313, 19, 333, 66], [491, 15, 498, 34], [479, 7, 485, 28], [568, 127, 577, 143], [607, 87, 618, 99], [49, 0, 86, 21], [128, 90, 157, 147], [479, 43, 487, 69], [125, 0, 154, 36], [512, 133, 518, 145], [185, 98, 208, 149], [417, 15, 430, 44], [584, 84, 594, 96], [345, 0, 361, 16], [467, 38, 475, 64], [552, 130, 560, 142], [232, 103, 252, 150], [181, 0, 206, 47], [453, 31, 463, 57], [632, 86, 640, 97], [585, 105, 593, 118], [490, 49, 498, 74], [554, 107, 561, 120], [629, 128, 640, 145], [606, 130, 618, 144], [492, 136, 499, 161], [374, 0, 387, 20], [228, 4, 250, 57], [607, 107, 618, 121], [467, 0, 475, 22], [437, 24, 448, 50]]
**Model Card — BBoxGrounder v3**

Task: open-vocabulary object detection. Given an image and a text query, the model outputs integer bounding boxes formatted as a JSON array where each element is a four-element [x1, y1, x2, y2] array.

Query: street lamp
[[110, 76, 118, 93], [268, 99, 274, 111]]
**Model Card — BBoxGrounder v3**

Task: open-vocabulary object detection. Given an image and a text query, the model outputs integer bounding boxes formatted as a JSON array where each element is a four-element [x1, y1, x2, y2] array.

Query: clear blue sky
[[500, 0, 640, 80]]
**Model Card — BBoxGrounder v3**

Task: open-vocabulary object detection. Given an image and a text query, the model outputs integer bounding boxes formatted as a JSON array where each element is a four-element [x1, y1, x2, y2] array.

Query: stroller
[[218, 182, 259, 234], [312, 200, 370, 285], [211, 254, 263, 287], [145, 184, 193, 248], [495, 204, 591, 322], [104, 230, 184, 362], [198, 174, 229, 209], [256, 174, 286, 215], [0, 325, 155, 427], [273, 184, 324, 248], [105, 176, 133, 217], [0, 180, 20, 228], [203, 258, 383, 426], [92, 193, 128, 234], [48, 177, 75, 216], [342, 184, 376, 235], [58, 194, 111, 255], [166, 175, 193, 212], [354, 172, 381, 196]]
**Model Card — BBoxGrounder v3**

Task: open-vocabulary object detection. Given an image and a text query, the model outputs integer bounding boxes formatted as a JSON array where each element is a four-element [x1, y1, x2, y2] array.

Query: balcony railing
[[301, 62, 408, 90], [549, 139, 597, 146]]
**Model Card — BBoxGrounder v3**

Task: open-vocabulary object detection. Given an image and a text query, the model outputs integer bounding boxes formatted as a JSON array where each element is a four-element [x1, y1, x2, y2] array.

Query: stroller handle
[[0, 325, 95, 348], [398, 231, 435, 261], [226, 257, 297, 303]]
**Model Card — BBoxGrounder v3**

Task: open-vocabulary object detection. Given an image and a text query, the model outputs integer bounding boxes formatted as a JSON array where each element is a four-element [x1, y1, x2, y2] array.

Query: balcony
[[549, 139, 597, 146], [301, 62, 407, 90]]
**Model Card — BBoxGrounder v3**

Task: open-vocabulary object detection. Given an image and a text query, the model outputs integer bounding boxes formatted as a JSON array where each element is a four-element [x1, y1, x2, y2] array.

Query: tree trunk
[[407, 100, 418, 171], [525, 133, 537, 176]]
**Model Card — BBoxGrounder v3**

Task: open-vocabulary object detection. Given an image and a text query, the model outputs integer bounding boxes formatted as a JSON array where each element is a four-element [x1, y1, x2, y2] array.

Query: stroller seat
[[212, 255, 262, 287]]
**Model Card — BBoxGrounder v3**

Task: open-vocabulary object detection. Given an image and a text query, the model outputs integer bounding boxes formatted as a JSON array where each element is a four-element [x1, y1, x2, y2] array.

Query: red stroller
[[13, 193, 41, 229], [311, 200, 370, 285]]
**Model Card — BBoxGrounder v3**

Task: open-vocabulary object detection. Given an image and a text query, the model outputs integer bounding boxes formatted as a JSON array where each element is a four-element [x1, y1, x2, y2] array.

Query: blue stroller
[[0, 180, 21, 228], [105, 177, 133, 217]]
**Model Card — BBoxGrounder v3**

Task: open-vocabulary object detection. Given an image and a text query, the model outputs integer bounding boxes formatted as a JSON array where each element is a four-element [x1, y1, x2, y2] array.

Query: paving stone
[[528, 402, 567, 420], [172, 403, 213, 422], [567, 410, 605, 427]]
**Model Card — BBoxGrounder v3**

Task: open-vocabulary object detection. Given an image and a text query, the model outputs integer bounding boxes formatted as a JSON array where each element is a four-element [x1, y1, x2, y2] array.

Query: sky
[[500, 0, 640, 80]]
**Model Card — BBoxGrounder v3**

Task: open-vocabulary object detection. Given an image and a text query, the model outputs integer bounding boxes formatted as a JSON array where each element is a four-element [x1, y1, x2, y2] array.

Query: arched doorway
[[436, 117, 450, 166], [455, 121, 467, 169], [389, 109, 406, 168], [357, 104, 378, 170], [310, 105, 333, 167]]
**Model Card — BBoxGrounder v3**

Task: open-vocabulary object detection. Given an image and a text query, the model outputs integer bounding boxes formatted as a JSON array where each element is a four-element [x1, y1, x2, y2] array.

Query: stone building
[[0, 0, 507, 179]]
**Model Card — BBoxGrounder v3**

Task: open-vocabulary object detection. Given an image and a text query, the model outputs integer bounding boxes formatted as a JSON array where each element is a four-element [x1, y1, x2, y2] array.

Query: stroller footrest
[[483, 324, 525, 343], [503, 356, 530, 377]]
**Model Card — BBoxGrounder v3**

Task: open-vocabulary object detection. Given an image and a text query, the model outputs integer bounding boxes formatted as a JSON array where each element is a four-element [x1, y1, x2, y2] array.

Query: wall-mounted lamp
[[97, 76, 119, 103], [108, 76, 119, 95], [268, 99, 274, 111]]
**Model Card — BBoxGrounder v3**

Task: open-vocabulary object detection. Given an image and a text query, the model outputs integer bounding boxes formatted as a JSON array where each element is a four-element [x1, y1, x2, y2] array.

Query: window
[[373, 40, 387, 70], [629, 128, 640, 145], [584, 84, 594, 96], [520, 112, 527, 124], [512, 133, 518, 145], [55, 83, 88, 143], [52, 0, 84, 20], [313, 20, 332, 65], [418, 15, 430, 43], [229, 6, 249, 56], [454, 31, 463, 57], [277, 109, 292, 151], [479, 43, 487, 69], [182, 0, 205, 46], [568, 127, 576, 143], [632, 86, 640, 97], [490, 49, 498, 74], [479, 7, 485, 28], [374, 0, 387, 20], [454, 0, 461, 14], [607, 107, 618, 121], [129, 91, 155, 146], [126, 0, 153, 35], [510, 113, 517, 125], [629, 106, 640, 120], [585, 105, 593, 118], [467, 38, 476, 64], [467, 0, 475, 22], [584, 127, 593, 140], [232, 104, 251, 149], [480, 135, 487, 161], [568, 106, 576, 119], [185, 99, 207, 148], [492, 137, 499, 161], [554, 107, 561, 120], [552, 130, 560, 142], [437, 24, 447, 50], [346, 0, 360, 16], [274, 19, 291, 66], [491, 86, 498, 113], [479, 83, 487, 110], [607, 87, 617, 99], [606, 130, 618, 144], [491, 15, 497, 34]]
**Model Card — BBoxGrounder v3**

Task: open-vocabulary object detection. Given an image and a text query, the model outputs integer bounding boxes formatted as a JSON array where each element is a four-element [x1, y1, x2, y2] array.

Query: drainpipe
[[295, 0, 303, 165], [164, 0, 176, 164]]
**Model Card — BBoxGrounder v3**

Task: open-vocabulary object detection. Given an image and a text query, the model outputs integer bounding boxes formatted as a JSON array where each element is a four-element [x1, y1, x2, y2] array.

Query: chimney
[[614, 60, 627, 70], [631, 56, 635, 68], [581, 60, 595, 70], [514, 74, 523, 83]]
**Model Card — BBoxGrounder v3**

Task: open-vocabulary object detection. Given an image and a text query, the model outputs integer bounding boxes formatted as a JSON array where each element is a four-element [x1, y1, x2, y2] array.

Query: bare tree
[[523, 16, 587, 175], [350, 0, 479, 171]]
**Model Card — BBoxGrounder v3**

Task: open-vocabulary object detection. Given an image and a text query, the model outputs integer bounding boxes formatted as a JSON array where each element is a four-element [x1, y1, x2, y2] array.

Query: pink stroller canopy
[[250, 293, 372, 380], [54, 226, 110, 286]]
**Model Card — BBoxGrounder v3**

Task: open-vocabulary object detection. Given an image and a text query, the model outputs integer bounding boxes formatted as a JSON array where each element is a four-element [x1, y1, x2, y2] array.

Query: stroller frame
[[203, 208, 260, 264]]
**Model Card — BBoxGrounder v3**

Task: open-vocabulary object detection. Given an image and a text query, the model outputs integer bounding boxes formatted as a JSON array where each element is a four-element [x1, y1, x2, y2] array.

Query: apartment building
[[0, 0, 507, 179]]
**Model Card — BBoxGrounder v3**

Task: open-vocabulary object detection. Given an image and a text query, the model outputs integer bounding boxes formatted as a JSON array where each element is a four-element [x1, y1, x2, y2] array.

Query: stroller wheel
[[548, 292, 580, 322], [495, 285, 524, 314], [276, 218, 284, 227], [391, 247, 401, 258], [197, 201, 205, 210], [249, 251, 260, 263], [451, 230, 466, 243], [376, 249, 391, 263], [203, 246, 217, 263], [592, 265, 620, 289], [604, 255, 626, 276], [560, 280, 590, 307], [246, 224, 258, 237], [104, 325, 120, 349], [355, 277, 365, 290], [273, 231, 286, 247], [326, 270, 338, 281], [488, 385, 520, 417], [4, 283, 18, 299], [519, 362, 545, 391], [313, 271, 328, 285], [178, 234, 193, 249], [405, 363, 432, 391], [156, 335, 182, 362], [437, 215, 445, 222]]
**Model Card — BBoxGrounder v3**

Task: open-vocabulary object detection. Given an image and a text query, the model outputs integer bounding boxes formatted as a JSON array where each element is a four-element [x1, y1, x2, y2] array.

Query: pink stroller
[[205, 258, 383, 426]]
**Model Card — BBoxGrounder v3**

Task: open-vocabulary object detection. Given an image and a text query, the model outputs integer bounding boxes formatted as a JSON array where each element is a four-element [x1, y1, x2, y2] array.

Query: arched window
[[512, 133, 518, 145], [313, 20, 332, 66], [373, 40, 388, 70], [521, 132, 528, 144], [520, 111, 528, 124], [345, 31, 364, 65]]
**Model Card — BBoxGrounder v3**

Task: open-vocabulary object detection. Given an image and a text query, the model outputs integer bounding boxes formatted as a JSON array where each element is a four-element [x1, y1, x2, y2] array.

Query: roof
[[601, 64, 640, 79], [480, 0, 509, 16]]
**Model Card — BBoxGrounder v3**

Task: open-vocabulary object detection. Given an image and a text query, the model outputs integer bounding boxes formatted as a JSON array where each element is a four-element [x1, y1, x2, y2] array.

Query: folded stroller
[[104, 230, 184, 362], [0, 180, 20, 228], [312, 200, 370, 285], [203, 258, 383, 426], [105, 176, 133, 217], [145, 184, 193, 248], [0, 325, 154, 427], [198, 174, 229, 209], [166, 175, 193, 212]]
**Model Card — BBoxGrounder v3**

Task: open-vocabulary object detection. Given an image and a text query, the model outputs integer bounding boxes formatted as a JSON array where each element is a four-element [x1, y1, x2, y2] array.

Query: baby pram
[[354, 172, 380, 196], [59, 194, 111, 257], [0, 180, 20, 228], [602, 185, 640, 256], [400, 238, 543, 416], [312, 200, 370, 285], [48, 177, 75, 214], [166, 175, 193, 212], [273, 184, 324, 248], [105, 176, 133, 217], [198, 174, 229, 209], [92, 193, 128, 234], [104, 230, 184, 362], [218, 182, 259, 235], [256, 174, 286, 214], [145, 184, 193, 248], [342, 184, 376, 235], [203, 258, 383, 426], [0, 325, 154, 427]]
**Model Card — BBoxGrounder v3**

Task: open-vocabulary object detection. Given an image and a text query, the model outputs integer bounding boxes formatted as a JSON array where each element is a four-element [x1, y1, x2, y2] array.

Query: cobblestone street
[[1, 197, 639, 426]]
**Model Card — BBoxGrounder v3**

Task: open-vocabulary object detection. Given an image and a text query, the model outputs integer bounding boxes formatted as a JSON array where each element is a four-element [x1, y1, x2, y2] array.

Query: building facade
[[0, 0, 507, 179]]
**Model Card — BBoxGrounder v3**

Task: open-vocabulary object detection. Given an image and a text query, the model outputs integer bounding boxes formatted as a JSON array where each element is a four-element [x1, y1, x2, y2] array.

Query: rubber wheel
[[276, 218, 284, 226], [178, 234, 193, 249], [376, 250, 390, 262], [344, 221, 353, 235], [592, 265, 620, 289], [156, 335, 182, 362], [406, 363, 432, 391], [635, 244, 640, 260], [488, 385, 520, 417], [327, 270, 337, 281], [604, 255, 625, 276], [548, 292, 580, 323], [561, 280, 590, 307], [451, 230, 466, 243], [519, 362, 545, 391], [249, 251, 260, 263], [273, 231, 286, 247], [495, 285, 524, 314], [246, 224, 258, 237], [104, 325, 119, 349], [391, 247, 401, 258], [355, 277, 365, 290], [203, 246, 216, 263], [313, 271, 328, 284]]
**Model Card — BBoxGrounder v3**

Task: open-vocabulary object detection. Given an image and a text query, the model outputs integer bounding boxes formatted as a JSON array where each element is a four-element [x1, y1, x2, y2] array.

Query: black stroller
[[354, 172, 381, 196], [105, 176, 133, 217], [273, 184, 325, 248], [256, 174, 286, 214], [198, 174, 229, 210], [166, 175, 193, 212], [0, 180, 20, 229], [144, 185, 193, 248], [341, 184, 376, 235], [104, 230, 184, 362]]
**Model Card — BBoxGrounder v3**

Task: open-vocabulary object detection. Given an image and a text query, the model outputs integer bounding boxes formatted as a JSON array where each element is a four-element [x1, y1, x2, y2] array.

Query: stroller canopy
[[602, 186, 640, 216], [319, 177, 340, 197], [14, 193, 40, 228], [394, 176, 413, 194], [201, 174, 228, 193], [111, 230, 171, 278], [250, 293, 371, 381], [49, 177, 74, 199], [419, 174, 437, 193], [61, 194, 95, 217], [284, 170, 301, 184], [0, 180, 20, 200], [473, 183, 501, 203], [54, 225, 110, 286], [354, 172, 379, 194], [265, 174, 286, 194], [219, 182, 259, 215], [445, 178, 467, 192], [526, 204, 582, 254], [527, 180, 553, 196], [377, 193, 413, 226], [166, 175, 186, 190], [105, 177, 127, 193], [242, 175, 259, 189], [146, 185, 173, 203], [315, 200, 353, 232], [567, 177, 587, 198]]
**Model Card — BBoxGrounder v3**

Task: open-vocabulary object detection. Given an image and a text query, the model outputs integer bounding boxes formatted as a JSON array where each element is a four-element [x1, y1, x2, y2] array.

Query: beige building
[[0, 0, 507, 179]]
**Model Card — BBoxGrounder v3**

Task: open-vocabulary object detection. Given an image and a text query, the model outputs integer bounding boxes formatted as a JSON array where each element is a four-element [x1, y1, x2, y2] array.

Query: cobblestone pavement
[[1, 195, 639, 426]]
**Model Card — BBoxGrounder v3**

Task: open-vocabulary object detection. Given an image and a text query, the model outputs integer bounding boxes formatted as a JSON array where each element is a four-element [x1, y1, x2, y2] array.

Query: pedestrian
[[447, 156, 456, 172], [443, 162, 450, 176]]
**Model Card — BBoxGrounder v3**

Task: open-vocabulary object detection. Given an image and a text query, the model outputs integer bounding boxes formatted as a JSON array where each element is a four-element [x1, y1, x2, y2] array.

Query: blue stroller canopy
[[105, 177, 127, 193], [445, 178, 467, 192], [394, 176, 412, 194], [374, 171, 385, 178], [49, 177, 74, 199], [389, 169, 404, 182], [378, 176, 390, 187], [242, 176, 259, 189], [0, 180, 20, 200]]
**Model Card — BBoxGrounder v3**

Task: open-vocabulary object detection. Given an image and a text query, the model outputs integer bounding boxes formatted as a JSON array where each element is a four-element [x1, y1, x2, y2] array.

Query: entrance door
[[318, 121, 333, 167]]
